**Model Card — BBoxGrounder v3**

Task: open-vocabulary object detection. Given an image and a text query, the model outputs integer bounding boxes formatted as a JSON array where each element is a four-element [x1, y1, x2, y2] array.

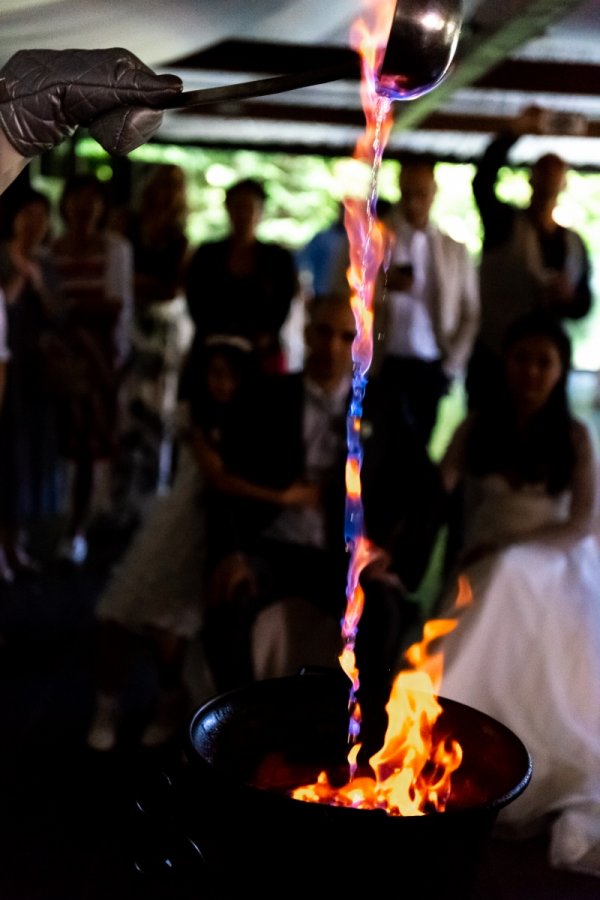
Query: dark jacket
[[206, 371, 446, 593], [185, 237, 298, 356]]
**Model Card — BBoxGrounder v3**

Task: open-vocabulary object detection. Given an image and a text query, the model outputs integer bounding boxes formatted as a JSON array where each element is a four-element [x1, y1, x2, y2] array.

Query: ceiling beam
[[420, 111, 600, 137], [176, 99, 365, 127], [166, 38, 360, 78], [172, 102, 600, 137], [155, 133, 361, 159], [474, 58, 600, 94], [391, 0, 590, 132]]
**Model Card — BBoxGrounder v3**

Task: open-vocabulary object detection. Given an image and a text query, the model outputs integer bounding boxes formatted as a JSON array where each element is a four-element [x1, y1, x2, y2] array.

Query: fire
[[291, 1, 472, 816], [338, 0, 397, 756], [291, 579, 471, 815]]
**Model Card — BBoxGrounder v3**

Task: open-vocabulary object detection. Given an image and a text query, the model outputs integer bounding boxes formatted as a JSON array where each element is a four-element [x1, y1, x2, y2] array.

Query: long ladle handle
[[161, 62, 358, 109]]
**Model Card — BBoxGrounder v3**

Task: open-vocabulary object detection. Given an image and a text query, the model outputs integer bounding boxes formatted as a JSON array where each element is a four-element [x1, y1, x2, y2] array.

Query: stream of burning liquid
[[339, 135, 392, 765], [291, 0, 467, 815], [338, 0, 399, 771]]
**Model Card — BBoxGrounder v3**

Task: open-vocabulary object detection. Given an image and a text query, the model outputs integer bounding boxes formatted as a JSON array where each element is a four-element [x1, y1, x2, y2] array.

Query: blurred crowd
[[2, 104, 600, 877]]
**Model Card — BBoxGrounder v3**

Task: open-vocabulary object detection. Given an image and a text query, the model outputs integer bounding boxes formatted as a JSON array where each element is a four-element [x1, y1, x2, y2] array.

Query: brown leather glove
[[0, 48, 182, 157]]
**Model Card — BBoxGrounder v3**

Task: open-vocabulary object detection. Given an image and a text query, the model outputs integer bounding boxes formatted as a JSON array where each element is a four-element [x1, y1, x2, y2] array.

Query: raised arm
[[473, 105, 548, 251]]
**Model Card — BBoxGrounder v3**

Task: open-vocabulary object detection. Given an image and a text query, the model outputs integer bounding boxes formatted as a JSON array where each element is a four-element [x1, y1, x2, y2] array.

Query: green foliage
[[32, 138, 600, 371]]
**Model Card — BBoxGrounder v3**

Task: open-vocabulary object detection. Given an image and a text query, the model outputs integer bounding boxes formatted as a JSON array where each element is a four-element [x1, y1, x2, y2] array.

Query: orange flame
[[291, 579, 472, 814]]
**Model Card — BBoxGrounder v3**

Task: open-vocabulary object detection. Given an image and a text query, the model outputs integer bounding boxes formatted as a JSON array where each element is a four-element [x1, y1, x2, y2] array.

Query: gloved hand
[[0, 48, 183, 157]]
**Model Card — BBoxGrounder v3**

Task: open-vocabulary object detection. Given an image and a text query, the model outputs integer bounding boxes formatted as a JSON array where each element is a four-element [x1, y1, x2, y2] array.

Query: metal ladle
[[162, 0, 463, 110]]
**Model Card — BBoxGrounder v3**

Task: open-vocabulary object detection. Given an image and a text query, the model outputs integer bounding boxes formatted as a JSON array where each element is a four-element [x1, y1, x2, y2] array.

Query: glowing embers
[[291, 686, 461, 816]]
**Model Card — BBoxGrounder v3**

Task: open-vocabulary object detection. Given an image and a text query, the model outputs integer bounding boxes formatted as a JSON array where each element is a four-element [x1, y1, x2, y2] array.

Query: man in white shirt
[[373, 153, 479, 448]]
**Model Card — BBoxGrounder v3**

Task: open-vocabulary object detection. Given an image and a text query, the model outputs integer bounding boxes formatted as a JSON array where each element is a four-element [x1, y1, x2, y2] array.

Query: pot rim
[[186, 670, 533, 818]]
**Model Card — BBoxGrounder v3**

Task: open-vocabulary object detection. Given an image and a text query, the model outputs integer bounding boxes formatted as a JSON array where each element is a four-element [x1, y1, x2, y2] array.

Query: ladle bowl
[[162, 0, 464, 110], [377, 0, 463, 99]]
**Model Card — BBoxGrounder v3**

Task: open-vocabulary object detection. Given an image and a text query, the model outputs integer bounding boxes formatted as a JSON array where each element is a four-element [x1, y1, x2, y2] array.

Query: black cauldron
[[176, 668, 531, 900]]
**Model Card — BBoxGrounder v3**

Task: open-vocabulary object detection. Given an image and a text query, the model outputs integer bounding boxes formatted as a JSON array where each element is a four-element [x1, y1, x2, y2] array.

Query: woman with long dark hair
[[436, 311, 600, 877]]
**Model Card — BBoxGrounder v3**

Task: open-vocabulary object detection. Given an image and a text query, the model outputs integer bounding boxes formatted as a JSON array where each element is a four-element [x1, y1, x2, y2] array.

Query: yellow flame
[[292, 578, 473, 815], [345, 456, 362, 499]]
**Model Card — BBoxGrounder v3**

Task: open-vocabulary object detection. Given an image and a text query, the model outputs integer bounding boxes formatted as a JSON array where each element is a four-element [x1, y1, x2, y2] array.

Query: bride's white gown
[[438, 474, 600, 876]]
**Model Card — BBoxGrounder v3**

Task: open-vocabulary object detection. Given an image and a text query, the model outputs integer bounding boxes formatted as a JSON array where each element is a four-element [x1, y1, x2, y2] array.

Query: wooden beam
[[165, 38, 360, 78], [173, 103, 600, 138], [175, 99, 365, 127], [420, 112, 600, 137], [474, 59, 600, 95]]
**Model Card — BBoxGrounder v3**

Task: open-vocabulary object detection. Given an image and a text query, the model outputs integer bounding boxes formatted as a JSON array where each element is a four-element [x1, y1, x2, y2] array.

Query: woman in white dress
[[436, 311, 600, 877]]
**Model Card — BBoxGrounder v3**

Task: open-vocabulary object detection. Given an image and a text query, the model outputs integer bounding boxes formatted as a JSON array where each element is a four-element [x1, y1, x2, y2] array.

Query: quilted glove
[[0, 48, 182, 157]]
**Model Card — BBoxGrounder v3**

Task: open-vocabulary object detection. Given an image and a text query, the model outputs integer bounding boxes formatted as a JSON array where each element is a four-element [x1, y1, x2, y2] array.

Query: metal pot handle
[[132, 769, 213, 891]]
